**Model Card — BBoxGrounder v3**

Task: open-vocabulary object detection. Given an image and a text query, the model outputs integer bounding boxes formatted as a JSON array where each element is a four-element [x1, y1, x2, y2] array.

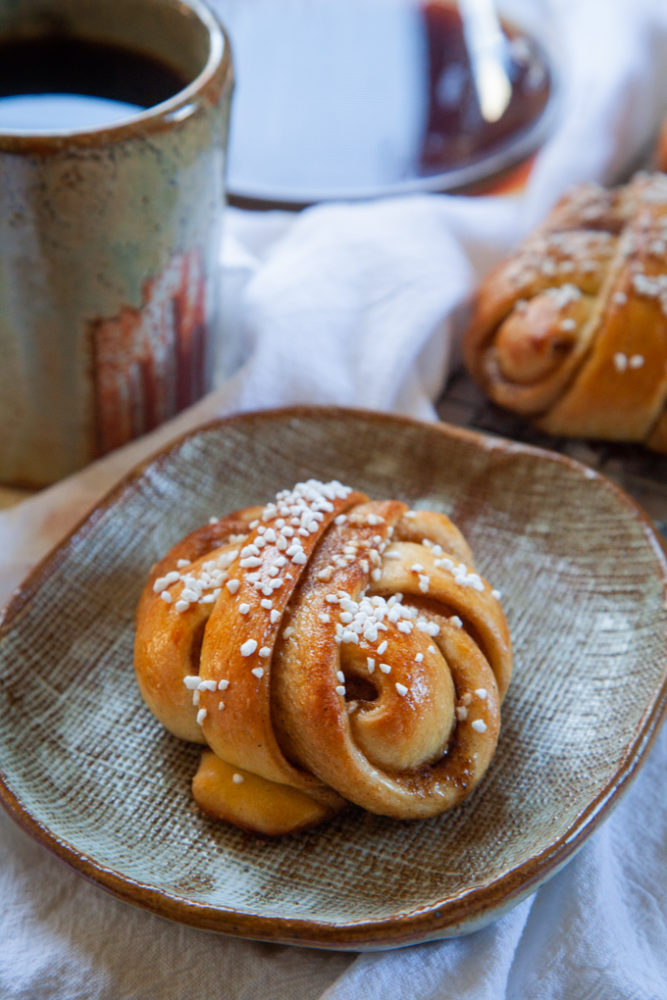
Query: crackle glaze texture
[[0, 409, 665, 949], [0, 0, 232, 486]]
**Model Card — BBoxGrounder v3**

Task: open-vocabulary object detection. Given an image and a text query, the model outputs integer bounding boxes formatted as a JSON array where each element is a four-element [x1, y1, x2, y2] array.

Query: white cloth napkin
[[2, 0, 667, 997]]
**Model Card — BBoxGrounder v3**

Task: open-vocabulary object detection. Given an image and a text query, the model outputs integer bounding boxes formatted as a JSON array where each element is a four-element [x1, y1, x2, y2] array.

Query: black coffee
[[0, 36, 188, 131]]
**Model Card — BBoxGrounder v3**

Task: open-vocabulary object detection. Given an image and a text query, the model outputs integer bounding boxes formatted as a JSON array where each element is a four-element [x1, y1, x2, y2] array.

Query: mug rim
[[0, 0, 232, 148]]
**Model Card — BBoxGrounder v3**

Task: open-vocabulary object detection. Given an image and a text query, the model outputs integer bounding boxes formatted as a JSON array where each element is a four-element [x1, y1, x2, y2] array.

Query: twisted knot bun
[[135, 480, 512, 835], [463, 172, 667, 452]]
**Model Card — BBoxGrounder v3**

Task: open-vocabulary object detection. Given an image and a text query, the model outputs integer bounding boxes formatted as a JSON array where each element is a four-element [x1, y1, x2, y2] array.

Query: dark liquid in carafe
[[418, 1, 551, 175], [0, 36, 188, 131]]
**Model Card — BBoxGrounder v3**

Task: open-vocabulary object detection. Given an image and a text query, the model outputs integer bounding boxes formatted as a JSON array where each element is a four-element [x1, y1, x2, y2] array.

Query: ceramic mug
[[0, 0, 233, 487]]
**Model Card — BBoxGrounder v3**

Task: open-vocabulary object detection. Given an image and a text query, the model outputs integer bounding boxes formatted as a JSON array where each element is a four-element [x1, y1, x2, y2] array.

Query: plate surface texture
[[1, 408, 665, 949]]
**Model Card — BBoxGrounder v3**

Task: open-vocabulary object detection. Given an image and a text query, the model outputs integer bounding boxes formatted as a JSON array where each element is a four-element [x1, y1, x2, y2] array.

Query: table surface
[[438, 369, 667, 541]]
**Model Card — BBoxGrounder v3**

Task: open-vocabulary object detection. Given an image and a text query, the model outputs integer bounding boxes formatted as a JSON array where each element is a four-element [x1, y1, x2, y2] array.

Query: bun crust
[[135, 480, 512, 835], [463, 173, 667, 452]]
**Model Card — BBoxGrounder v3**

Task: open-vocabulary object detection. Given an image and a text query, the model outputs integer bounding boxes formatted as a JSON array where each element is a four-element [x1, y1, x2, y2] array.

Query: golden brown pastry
[[463, 172, 667, 452], [135, 479, 512, 836]]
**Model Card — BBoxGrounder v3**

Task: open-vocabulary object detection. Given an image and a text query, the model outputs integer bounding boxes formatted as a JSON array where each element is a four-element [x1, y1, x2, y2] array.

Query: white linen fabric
[[1, 1, 667, 997]]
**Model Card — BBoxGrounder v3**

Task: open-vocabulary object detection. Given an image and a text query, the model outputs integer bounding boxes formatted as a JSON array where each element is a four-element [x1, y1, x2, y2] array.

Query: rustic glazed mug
[[0, 0, 233, 487]]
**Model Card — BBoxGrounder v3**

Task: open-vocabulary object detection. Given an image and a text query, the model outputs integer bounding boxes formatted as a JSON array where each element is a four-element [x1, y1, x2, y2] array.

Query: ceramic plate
[[1, 407, 666, 950], [221, 0, 560, 208]]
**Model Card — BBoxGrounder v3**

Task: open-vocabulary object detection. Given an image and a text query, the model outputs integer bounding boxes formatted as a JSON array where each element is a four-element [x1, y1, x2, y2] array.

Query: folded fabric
[[1, 1, 667, 998]]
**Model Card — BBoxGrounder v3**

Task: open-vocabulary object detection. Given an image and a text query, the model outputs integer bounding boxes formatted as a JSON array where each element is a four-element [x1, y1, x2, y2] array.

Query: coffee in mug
[[0, 0, 233, 486]]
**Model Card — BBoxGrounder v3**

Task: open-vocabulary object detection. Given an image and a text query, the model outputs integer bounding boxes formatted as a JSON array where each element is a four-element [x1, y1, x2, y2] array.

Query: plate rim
[[1, 404, 666, 949]]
